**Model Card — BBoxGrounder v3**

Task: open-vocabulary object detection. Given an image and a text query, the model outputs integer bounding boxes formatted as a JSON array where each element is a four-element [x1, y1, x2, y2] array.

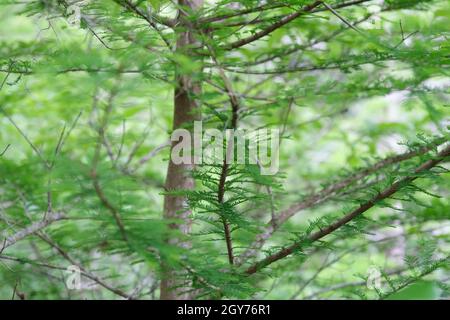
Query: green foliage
[[0, 0, 449, 300]]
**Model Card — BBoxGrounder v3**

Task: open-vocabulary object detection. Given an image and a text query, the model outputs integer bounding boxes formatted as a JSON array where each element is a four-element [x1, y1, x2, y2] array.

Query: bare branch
[[0, 212, 66, 252], [1, 109, 50, 168], [113, 0, 174, 49], [135, 140, 171, 168]]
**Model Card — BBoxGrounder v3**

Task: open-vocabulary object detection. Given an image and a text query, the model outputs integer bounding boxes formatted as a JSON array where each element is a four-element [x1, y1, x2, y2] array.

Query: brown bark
[[160, 0, 203, 300]]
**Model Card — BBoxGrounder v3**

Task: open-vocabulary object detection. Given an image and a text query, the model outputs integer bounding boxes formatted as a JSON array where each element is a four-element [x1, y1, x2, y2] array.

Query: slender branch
[[221, 0, 375, 50], [218, 173, 234, 265], [135, 140, 171, 168], [56, 0, 168, 54], [290, 251, 348, 299], [277, 140, 446, 226], [311, 0, 373, 14], [0, 67, 149, 75], [11, 282, 18, 300], [245, 143, 450, 274], [0, 212, 66, 252], [202, 33, 240, 265], [379, 257, 449, 300], [113, 0, 176, 28], [1, 253, 125, 298], [91, 177, 128, 242], [236, 138, 446, 265], [321, 1, 364, 35], [290, 223, 448, 299], [221, 56, 391, 74], [113, 0, 174, 49], [208, 0, 372, 29], [58, 0, 122, 51], [238, 11, 377, 67], [45, 111, 81, 219], [1, 109, 50, 167], [0, 69, 11, 90], [3, 235, 132, 299], [304, 267, 410, 299], [199, 3, 286, 24], [224, 1, 322, 50], [0, 144, 10, 156], [90, 84, 128, 242]]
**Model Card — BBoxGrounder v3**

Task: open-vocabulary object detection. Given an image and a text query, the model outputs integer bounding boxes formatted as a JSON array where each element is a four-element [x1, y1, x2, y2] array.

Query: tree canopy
[[0, 0, 449, 300]]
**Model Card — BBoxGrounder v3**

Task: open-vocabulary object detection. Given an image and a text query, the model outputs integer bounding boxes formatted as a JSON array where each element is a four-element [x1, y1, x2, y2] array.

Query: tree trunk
[[160, 0, 203, 300]]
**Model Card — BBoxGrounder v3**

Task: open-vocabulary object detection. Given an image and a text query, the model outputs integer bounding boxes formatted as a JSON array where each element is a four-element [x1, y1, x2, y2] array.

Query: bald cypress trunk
[[160, 0, 203, 300]]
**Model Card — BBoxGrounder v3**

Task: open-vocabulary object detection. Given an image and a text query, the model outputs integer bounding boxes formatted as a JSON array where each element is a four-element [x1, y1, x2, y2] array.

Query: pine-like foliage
[[0, 0, 449, 299]]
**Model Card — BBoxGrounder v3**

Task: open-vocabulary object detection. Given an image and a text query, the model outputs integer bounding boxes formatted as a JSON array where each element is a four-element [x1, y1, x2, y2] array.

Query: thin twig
[[321, 1, 364, 35], [90, 84, 128, 242], [0, 212, 66, 252], [224, 1, 322, 50], [1, 110, 49, 167], [0, 144, 11, 157], [202, 31, 242, 265]]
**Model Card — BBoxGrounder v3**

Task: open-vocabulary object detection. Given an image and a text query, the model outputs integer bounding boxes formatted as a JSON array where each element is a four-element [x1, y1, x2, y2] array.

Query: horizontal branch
[[311, 0, 374, 14], [37, 232, 132, 299], [0, 67, 141, 75], [231, 11, 377, 67], [199, 3, 286, 24], [221, 56, 391, 74], [209, 0, 372, 29], [55, 0, 169, 53], [1, 212, 66, 252], [113, 0, 174, 49], [222, 0, 373, 50], [236, 138, 446, 265], [224, 1, 322, 50], [245, 143, 450, 274], [0, 68, 170, 84], [113, 0, 176, 28], [0, 253, 130, 299], [275, 140, 447, 226]]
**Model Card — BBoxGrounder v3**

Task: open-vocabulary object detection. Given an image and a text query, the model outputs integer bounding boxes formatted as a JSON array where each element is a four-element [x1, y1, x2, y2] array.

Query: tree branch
[[232, 10, 377, 67], [0, 144, 10, 157], [199, 3, 287, 24], [113, 0, 174, 49], [222, 0, 374, 50], [0, 212, 66, 253], [236, 138, 446, 265], [113, 0, 176, 28], [224, 1, 322, 50], [90, 84, 129, 242], [202, 34, 241, 265], [245, 143, 450, 274]]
